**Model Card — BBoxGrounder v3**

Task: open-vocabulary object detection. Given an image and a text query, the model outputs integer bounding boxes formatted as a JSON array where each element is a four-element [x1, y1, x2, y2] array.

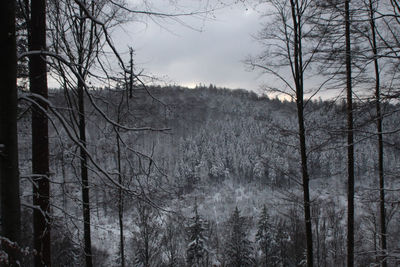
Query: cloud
[[113, 1, 263, 91]]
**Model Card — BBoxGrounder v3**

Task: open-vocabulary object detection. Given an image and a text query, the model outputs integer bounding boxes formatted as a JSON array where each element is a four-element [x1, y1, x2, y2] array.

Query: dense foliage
[[15, 84, 400, 266]]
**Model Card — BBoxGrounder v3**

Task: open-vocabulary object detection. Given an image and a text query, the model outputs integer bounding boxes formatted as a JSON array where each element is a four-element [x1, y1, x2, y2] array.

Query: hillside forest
[[2, 0, 400, 267]]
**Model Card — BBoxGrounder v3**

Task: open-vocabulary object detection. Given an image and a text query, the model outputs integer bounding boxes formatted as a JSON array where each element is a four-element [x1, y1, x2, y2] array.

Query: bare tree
[[47, 1, 113, 265], [310, 1, 368, 264], [248, 1, 331, 265], [13, 1, 224, 266], [363, 1, 387, 265]]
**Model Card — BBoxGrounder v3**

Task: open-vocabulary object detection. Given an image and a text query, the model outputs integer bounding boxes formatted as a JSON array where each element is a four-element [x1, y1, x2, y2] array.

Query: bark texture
[[345, 0, 355, 266], [29, 0, 51, 266]]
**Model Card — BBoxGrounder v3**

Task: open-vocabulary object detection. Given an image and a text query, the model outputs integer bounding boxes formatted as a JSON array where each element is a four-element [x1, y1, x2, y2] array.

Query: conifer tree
[[256, 205, 277, 267], [224, 207, 254, 267], [186, 201, 208, 267]]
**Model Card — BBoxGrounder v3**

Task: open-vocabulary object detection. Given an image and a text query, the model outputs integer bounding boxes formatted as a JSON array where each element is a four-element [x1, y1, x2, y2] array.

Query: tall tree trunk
[[290, 0, 313, 266], [29, 0, 51, 265], [78, 77, 93, 267], [0, 0, 21, 265], [115, 86, 125, 267], [116, 130, 125, 267], [345, 0, 355, 266], [368, 1, 387, 265], [298, 104, 313, 267], [376, 61, 387, 267], [76, 2, 93, 265]]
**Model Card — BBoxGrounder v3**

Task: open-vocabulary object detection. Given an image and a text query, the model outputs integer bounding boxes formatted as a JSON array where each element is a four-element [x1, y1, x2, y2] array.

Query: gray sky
[[113, 0, 265, 92]]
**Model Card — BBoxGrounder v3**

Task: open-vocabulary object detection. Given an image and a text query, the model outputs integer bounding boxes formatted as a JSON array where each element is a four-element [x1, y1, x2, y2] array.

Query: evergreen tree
[[224, 207, 254, 267], [256, 205, 277, 267], [186, 201, 208, 267]]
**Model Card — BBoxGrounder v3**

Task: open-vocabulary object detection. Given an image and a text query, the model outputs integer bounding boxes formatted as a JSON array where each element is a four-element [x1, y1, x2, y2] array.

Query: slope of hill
[[17, 85, 400, 266]]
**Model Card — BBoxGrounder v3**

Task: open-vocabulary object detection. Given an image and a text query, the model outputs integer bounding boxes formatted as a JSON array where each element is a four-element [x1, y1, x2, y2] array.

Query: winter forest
[[2, 0, 400, 267]]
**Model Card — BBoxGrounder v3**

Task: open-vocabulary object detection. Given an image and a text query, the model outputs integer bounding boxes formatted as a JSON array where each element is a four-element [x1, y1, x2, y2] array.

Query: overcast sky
[[113, 0, 265, 92]]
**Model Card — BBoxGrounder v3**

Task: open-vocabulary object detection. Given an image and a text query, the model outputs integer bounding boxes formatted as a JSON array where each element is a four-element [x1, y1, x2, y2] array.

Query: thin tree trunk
[[76, 2, 93, 265], [78, 77, 93, 267], [29, 0, 51, 265], [290, 0, 313, 266], [116, 76, 126, 267], [116, 130, 125, 267], [345, 0, 355, 266], [297, 92, 314, 267], [0, 1, 21, 265], [373, 214, 378, 264], [368, 1, 387, 265], [61, 151, 68, 212], [376, 76, 387, 267], [129, 48, 133, 99]]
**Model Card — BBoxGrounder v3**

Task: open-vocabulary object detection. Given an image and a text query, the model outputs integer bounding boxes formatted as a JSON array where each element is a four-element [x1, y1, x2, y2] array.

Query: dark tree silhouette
[[344, 1, 355, 266], [224, 207, 254, 267], [29, 0, 51, 265], [0, 0, 21, 265]]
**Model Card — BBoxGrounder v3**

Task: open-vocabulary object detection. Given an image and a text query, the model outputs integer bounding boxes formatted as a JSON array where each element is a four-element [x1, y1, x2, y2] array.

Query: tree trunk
[[116, 131, 125, 267], [376, 74, 387, 267], [290, 0, 313, 266], [0, 0, 21, 265], [29, 0, 51, 265], [129, 48, 133, 99], [345, 0, 355, 266], [75, 2, 93, 265], [368, 1, 387, 265], [78, 77, 93, 267]]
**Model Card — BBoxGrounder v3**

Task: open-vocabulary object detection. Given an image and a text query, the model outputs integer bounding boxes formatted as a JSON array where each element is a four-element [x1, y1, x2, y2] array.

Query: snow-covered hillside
[[17, 85, 400, 266]]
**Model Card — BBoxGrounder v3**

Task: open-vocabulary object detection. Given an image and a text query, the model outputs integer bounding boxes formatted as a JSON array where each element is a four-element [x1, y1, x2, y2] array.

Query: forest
[[2, 0, 400, 267]]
